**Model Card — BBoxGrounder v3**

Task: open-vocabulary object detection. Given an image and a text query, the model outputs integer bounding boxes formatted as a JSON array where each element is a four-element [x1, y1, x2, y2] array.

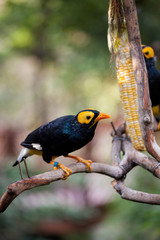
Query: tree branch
[[112, 179, 160, 205], [1, 129, 160, 213], [0, 162, 133, 213], [110, 123, 160, 204]]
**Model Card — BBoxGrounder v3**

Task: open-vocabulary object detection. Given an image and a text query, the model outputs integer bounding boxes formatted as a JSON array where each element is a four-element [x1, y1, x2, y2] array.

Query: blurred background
[[0, 0, 160, 239]]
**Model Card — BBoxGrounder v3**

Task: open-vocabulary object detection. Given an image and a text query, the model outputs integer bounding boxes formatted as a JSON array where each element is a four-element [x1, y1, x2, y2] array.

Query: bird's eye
[[142, 46, 154, 59], [77, 111, 94, 124], [86, 116, 91, 120]]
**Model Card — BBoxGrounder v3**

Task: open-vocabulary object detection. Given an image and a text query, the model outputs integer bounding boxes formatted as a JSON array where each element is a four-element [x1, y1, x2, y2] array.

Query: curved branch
[[2, 132, 160, 213], [112, 179, 160, 205], [0, 162, 132, 213], [110, 123, 160, 205], [1, 126, 160, 213], [122, 137, 160, 178]]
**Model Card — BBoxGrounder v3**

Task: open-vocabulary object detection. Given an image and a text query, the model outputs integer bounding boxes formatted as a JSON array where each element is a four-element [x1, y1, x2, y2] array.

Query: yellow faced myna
[[142, 45, 160, 127], [13, 109, 110, 179], [142, 45, 160, 107]]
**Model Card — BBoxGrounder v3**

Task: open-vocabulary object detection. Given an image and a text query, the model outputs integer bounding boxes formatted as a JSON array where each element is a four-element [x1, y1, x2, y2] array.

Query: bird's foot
[[50, 159, 55, 165], [67, 154, 92, 171], [52, 161, 72, 180]]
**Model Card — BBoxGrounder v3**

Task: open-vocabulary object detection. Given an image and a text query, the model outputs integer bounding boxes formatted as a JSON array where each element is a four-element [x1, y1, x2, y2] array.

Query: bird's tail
[[13, 148, 30, 167]]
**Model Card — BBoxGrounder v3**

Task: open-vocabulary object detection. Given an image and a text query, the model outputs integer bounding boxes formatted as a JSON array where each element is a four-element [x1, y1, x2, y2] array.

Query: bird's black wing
[[21, 116, 78, 158], [38, 115, 87, 156], [21, 127, 43, 150]]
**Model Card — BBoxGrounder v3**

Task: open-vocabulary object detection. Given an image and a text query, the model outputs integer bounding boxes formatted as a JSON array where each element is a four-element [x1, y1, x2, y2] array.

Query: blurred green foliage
[[0, 0, 120, 125], [0, 0, 160, 239]]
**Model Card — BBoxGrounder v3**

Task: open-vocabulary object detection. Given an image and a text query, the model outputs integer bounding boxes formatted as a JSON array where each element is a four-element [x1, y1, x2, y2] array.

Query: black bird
[[142, 45, 160, 126], [13, 109, 110, 179]]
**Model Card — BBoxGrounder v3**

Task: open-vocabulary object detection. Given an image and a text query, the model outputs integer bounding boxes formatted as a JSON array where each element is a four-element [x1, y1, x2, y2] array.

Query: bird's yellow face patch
[[77, 111, 95, 124], [142, 46, 154, 59]]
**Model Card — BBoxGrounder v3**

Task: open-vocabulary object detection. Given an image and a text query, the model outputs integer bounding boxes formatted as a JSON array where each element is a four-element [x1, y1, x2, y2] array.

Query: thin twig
[[110, 121, 117, 135]]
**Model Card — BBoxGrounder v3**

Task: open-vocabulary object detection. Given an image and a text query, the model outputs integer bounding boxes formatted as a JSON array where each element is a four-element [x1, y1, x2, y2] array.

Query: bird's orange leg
[[66, 154, 92, 171], [50, 159, 57, 169], [50, 160, 72, 180]]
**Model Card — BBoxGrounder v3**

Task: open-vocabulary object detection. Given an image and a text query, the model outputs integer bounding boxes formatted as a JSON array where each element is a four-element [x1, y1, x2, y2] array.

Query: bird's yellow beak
[[89, 112, 111, 129], [96, 112, 111, 122]]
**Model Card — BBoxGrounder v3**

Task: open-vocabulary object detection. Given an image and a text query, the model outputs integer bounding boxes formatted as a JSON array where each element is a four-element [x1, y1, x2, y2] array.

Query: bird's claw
[[53, 162, 72, 180], [58, 163, 72, 180], [83, 159, 92, 171], [76, 157, 92, 171], [67, 154, 92, 171]]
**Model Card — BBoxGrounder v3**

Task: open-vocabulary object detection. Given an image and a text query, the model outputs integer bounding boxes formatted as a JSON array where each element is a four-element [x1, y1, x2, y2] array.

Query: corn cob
[[108, 0, 146, 151], [116, 46, 146, 150]]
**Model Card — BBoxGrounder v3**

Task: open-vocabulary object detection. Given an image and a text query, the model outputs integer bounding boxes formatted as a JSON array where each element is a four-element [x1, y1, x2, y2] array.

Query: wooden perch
[[107, 0, 160, 205], [112, 179, 160, 205], [0, 162, 132, 213], [110, 126, 160, 204], [123, 0, 160, 160], [1, 131, 160, 213]]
